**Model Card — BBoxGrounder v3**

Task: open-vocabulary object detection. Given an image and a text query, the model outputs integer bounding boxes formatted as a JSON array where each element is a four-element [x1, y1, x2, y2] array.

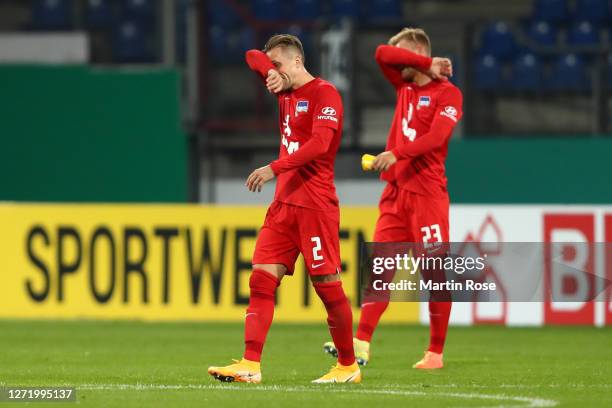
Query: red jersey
[[246, 50, 343, 211], [375, 45, 463, 199]]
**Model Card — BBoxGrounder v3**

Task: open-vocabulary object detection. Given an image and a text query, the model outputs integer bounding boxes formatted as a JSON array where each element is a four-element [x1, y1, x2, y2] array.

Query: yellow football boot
[[312, 362, 362, 383], [208, 358, 262, 383], [412, 351, 444, 369]]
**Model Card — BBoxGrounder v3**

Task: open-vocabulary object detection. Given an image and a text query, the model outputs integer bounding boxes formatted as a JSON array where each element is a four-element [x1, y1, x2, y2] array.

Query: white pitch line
[[378, 383, 611, 389], [76, 383, 558, 407]]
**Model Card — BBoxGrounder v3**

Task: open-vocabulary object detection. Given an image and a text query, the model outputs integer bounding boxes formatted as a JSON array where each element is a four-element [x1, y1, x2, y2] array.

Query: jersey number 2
[[311, 236, 323, 261]]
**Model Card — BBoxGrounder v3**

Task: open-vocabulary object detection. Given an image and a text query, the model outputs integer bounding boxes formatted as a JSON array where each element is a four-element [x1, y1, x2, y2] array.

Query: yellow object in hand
[[361, 154, 375, 171]]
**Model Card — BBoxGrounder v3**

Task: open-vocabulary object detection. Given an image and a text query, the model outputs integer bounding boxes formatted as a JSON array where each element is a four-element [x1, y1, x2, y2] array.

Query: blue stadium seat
[[112, 20, 152, 63], [209, 0, 240, 27], [123, 0, 155, 22], [532, 0, 569, 24], [293, 0, 321, 21], [239, 27, 256, 54], [209, 25, 227, 61], [566, 21, 601, 47], [509, 52, 542, 90], [86, 0, 113, 29], [331, 0, 360, 20], [478, 22, 518, 61], [367, 0, 402, 22], [473, 54, 502, 90], [286, 24, 312, 54], [252, 0, 283, 21], [225, 27, 256, 63], [209, 25, 255, 63], [31, 0, 72, 30], [546, 53, 590, 91], [526, 20, 558, 46], [574, 0, 610, 24]]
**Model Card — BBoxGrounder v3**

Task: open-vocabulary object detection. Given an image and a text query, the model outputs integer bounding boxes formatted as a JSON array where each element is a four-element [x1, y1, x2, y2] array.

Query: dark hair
[[263, 34, 305, 63]]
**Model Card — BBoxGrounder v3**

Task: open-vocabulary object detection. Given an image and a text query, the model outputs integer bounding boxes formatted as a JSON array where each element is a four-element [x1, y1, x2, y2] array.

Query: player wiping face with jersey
[[209, 34, 361, 385], [324, 27, 462, 370]]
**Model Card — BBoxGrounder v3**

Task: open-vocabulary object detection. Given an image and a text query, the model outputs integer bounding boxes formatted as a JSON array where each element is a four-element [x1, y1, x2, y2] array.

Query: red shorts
[[252, 200, 341, 276], [374, 183, 449, 244], [362, 185, 450, 303]]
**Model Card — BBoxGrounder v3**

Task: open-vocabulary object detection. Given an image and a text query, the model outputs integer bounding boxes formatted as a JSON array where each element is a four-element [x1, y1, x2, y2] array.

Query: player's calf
[[312, 279, 356, 367]]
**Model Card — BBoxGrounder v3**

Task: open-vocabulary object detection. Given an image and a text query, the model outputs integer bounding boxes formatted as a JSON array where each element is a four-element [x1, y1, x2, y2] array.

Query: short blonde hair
[[264, 34, 305, 63], [388, 27, 431, 53]]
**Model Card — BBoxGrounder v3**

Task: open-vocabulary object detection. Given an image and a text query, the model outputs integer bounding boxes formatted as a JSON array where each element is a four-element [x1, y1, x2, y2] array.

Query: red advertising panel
[[544, 214, 595, 325]]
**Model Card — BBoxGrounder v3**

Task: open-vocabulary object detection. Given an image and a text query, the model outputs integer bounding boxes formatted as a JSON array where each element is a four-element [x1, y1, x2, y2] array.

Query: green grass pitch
[[1, 320, 610, 407]]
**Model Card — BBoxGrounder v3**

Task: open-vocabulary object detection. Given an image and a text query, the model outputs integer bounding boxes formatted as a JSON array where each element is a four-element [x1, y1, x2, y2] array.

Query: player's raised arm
[[375, 44, 432, 87], [245, 49, 291, 94], [375, 46, 410, 88], [375, 45, 453, 87], [245, 49, 275, 78]]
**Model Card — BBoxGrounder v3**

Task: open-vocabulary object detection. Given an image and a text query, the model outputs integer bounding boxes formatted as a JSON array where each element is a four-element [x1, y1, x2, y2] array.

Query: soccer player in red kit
[[208, 34, 360, 384], [323, 28, 461, 369]]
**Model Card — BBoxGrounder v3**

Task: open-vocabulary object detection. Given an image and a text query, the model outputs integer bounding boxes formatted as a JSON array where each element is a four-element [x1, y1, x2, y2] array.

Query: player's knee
[[250, 268, 281, 291], [252, 264, 286, 281]]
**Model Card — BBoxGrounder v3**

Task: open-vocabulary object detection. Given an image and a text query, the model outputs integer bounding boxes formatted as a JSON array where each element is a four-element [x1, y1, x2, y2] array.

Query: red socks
[[243, 269, 279, 362], [243, 271, 355, 366], [313, 280, 356, 366], [428, 301, 451, 354], [356, 301, 389, 342], [356, 300, 451, 354]]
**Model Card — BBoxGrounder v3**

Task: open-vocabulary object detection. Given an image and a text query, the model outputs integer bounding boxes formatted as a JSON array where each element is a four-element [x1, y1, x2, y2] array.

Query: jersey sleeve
[[245, 49, 275, 81], [391, 86, 463, 160], [434, 86, 463, 126], [375, 45, 433, 89], [269, 126, 335, 175], [311, 84, 343, 131]]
